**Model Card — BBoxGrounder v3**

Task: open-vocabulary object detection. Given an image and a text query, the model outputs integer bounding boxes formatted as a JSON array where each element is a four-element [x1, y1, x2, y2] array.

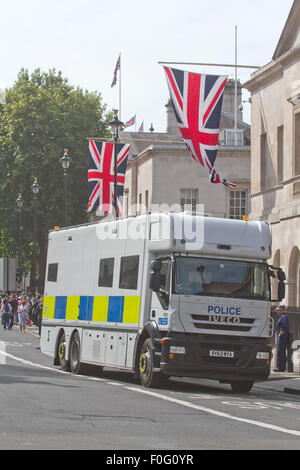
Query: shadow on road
[[84, 365, 233, 395], [0, 364, 80, 388]]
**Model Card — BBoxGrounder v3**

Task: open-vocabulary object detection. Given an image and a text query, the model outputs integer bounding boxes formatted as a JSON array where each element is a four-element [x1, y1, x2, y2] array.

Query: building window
[[295, 112, 300, 176], [229, 191, 247, 219], [180, 188, 199, 213], [145, 190, 149, 211], [98, 258, 114, 288], [260, 133, 267, 190], [277, 125, 284, 183], [224, 129, 244, 146]]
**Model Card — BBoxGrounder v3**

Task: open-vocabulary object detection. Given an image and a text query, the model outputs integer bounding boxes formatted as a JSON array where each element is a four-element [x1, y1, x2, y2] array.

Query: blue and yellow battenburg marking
[[42, 295, 140, 324]]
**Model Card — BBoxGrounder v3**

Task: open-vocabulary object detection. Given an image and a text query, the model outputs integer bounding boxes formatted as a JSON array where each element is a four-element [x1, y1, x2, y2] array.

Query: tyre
[[70, 331, 83, 374], [230, 380, 254, 393], [138, 338, 163, 388], [57, 331, 70, 372]]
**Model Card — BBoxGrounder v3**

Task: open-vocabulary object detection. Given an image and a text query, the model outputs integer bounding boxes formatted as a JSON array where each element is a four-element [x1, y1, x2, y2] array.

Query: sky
[[0, 0, 295, 132]]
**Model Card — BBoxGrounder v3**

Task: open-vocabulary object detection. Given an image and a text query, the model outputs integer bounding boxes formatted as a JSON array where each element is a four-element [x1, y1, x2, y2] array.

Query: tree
[[0, 68, 111, 291]]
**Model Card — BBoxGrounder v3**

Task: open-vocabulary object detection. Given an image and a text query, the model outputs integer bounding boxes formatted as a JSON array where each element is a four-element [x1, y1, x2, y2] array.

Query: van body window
[[47, 263, 58, 282], [98, 258, 115, 287], [119, 255, 139, 290]]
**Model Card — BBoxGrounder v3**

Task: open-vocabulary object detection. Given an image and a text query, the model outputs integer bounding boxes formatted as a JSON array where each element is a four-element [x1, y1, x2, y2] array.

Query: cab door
[[150, 258, 172, 331]]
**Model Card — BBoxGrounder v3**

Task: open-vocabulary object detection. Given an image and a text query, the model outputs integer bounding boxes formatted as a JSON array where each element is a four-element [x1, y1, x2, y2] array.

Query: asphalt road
[[1, 325, 300, 451]]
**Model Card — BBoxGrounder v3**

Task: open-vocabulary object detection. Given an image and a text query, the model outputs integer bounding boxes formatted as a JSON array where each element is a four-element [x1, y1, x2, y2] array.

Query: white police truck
[[41, 212, 285, 393]]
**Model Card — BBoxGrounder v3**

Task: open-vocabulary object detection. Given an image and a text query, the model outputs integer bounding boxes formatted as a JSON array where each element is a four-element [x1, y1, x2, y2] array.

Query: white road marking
[[0, 348, 109, 383], [0, 348, 66, 373], [0, 341, 5, 364], [126, 386, 300, 438]]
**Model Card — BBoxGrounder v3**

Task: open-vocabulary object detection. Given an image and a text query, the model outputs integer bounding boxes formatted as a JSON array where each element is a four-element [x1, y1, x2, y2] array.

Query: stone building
[[244, 0, 300, 317], [121, 79, 251, 220]]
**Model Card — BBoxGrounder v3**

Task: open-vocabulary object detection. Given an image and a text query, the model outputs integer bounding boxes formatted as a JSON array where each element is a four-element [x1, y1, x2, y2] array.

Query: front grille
[[190, 314, 255, 332], [193, 323, 251, 332]]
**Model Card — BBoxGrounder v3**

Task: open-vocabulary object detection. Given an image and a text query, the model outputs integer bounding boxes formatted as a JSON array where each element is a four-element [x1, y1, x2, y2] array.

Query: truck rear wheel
[[230, 380, 254, 393], [57, 331, 70, 372], [139, 338, 163, 388], [70, 331, 83, 375]]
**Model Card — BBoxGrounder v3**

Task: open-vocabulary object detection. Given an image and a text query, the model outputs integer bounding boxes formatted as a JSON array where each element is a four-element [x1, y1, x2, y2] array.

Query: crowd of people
[[0, 292, 43, 336]]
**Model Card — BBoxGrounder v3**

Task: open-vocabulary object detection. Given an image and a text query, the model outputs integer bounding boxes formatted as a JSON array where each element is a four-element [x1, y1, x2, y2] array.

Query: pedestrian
[[18, 300, 29, 333], [32, 295, 40, 325], [12, 295, 19, 326], [37, 295, 43, 337], [1, 300, 12, 330], [8, 295, 15, 329], [27, 296, 33, 326], [273, 304, 290, 372]]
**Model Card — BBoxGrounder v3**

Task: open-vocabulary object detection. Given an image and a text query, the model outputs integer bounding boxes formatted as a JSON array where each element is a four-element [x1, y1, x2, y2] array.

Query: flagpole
[[119, 52, 122, 120], [109, 110, 123, 219], [234, 25, 238, 146], [158, 60, 260, 69]]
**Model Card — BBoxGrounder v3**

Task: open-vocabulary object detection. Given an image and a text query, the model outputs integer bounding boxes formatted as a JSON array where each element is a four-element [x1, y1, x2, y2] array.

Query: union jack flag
[[209, 168, 236, 188], [111, 54, 120, 88], [123, 114, 136, 129], [164, 66, 236, 187], [87, 140, 130, 216]]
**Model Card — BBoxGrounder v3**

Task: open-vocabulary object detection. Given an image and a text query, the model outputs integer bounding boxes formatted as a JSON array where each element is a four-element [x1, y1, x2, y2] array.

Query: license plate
[[209, 350, 234, 358]]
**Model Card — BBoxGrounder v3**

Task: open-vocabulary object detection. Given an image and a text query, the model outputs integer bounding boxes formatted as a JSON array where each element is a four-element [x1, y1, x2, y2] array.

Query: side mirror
[[278, 281, 285, 302], [149, 271, 162, 292], [150, 260, 161, 272], [269, 266, 286, 302], [149, 259, 162, 292], [278, 269, 286, 282]]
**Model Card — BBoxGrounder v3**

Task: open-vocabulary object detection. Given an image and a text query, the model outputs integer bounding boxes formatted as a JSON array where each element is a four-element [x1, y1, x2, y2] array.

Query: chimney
[[165, 100, 181, 135], [222, 79, 243, 121]]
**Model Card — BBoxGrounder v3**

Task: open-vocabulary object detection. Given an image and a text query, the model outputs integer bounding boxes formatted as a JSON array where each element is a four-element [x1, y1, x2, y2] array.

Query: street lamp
[[16, 193, 23, 289], [16, 193, 23, 210], [239, 98, 252, 112], [109, 110, 124, 218], [31, 178, 40, 197], [31, 178, 40, 293], [59, 148, 72, 227]]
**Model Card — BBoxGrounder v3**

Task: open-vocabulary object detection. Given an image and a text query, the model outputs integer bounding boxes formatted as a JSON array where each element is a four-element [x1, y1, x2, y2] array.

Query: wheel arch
[[134, 320, 160, 375]]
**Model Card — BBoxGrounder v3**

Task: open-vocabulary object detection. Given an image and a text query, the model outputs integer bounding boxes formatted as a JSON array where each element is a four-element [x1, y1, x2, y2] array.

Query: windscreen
[[174, 256, 270, 301]]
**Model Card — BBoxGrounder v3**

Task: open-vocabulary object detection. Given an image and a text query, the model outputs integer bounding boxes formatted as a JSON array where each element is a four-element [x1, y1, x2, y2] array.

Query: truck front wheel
[[230, 380, 254, 393], [139, 338, 162, 388]]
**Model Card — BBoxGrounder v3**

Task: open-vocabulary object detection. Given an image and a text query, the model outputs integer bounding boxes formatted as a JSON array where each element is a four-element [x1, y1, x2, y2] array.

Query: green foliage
[[0, 68, 111, 285]]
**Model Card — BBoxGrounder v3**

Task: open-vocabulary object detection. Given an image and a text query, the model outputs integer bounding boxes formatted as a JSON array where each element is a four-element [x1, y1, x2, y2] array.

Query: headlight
[[256, 352, 270, 360]]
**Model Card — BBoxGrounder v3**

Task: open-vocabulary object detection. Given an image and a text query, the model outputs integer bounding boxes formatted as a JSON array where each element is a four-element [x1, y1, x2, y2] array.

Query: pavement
[[255, 371, 300, 396], [21, 325, 300, 396]]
